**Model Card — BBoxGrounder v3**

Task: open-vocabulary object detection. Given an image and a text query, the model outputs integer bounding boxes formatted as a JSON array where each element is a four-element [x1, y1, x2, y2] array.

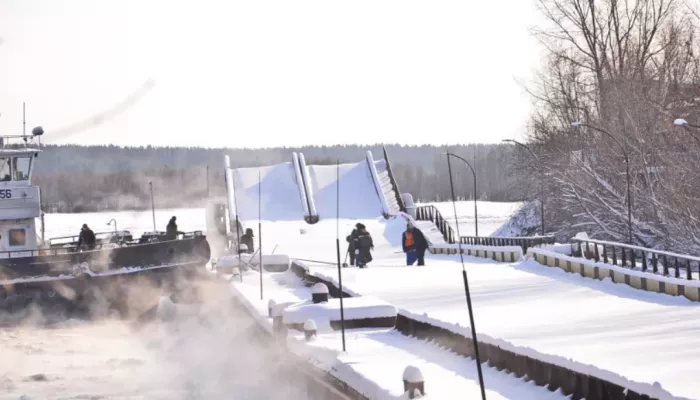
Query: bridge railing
[[461, 235, 555, 254], [415, 205, 554, 253], [572, 237, 700, 280], [415, 205, 456, 244]]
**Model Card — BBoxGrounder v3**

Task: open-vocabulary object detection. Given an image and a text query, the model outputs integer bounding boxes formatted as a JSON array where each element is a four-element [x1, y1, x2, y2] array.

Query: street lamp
[[674, 118, 700, 129], [502, 139, 545, 236], [571, 121, 633, 244], [444, 152, 479, 236], [673, 118, 700, 145], [444, 152, 487, 400]]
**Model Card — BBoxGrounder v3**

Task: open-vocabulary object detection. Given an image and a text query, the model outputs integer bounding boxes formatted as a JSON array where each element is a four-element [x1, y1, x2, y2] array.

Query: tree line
[[509, 0, 700, 254], [34, 143, 523, 213]]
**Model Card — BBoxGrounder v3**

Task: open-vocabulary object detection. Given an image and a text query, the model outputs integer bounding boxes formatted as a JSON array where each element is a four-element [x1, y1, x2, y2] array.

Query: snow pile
[[491, 201, 540, 237], [537, 243, 573, 255], [282, 296, 397, 325], [215, 254, 290, 271]]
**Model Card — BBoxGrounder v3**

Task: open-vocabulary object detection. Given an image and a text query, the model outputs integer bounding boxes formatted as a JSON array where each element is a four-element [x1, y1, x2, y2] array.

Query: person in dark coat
[[240, 228, 255, 254], [354, 223, 373, 268], [402, 222, 428, 266], [166, 216, 184, 240], [77, 224, 96, 251], [345, 223, 361, 266]]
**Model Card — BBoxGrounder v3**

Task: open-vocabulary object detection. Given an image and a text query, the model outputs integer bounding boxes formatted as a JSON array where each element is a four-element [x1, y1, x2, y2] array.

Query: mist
[[0, 274, 315, 400]]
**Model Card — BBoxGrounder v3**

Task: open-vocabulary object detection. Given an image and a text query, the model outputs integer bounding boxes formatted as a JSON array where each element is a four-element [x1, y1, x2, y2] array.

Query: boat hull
[[0, 235, 211, 279], [0, 235, 212, 321]]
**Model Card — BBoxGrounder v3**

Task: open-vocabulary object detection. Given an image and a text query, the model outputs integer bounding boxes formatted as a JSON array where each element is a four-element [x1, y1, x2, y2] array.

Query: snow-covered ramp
[[231, 162, 308, 222], [305, 158, 387, 220]]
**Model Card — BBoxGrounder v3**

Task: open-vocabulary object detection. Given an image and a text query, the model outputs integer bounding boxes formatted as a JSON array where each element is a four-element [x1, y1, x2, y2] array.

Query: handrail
[[49, 230, 132, 244], [292, 152, 313, 221], [365, 151, 391, 218], [572, 237, 700, 280], [382, 146, 406, 213], [415, 205, 456, 243], [460, 235, 555, 254], [16, 230, 205, 259], [415, 204, 555, 252]]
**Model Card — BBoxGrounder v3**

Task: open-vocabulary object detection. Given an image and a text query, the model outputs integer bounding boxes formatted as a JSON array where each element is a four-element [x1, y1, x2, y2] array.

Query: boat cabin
[[0, 130, 43, 256]]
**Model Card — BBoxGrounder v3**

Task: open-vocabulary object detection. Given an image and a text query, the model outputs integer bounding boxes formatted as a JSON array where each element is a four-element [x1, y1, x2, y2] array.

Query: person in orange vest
[[402, 222, 428, 266]]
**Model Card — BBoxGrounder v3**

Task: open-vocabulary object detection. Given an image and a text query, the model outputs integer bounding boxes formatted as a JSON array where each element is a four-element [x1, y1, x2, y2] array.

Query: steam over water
[[0, 269, 314, 399]]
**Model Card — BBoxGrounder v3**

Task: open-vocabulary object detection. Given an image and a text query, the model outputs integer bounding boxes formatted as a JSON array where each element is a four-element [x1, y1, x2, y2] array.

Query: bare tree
[[513, 0, 700, 252]]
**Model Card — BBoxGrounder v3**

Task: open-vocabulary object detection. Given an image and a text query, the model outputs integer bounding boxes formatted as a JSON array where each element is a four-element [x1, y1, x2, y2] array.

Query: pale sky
[[0, 0, 544, 148]]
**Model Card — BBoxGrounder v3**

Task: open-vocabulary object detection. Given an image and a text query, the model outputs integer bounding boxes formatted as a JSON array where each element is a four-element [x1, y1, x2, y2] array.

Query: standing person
[[240, 228, 255, 254], [355, 223, 373, 268], [402, 222, 428, 266], [77, 224, 96, 251], [345, 223, 361, 266], [166, 216, 184, 240]]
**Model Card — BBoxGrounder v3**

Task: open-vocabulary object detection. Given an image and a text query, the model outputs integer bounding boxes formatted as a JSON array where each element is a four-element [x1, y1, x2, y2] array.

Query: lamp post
[[571, 121, 633, 244], [444, 152, 479, 236], [445, 153, 487, 400], [502, 139, 545, 236]]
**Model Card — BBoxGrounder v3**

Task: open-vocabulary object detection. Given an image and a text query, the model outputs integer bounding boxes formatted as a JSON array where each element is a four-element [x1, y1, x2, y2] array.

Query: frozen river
[[0, 277, 316, 400]]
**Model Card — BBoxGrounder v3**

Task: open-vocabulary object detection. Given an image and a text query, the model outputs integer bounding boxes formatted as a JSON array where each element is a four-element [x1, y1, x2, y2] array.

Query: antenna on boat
[[22, 102, 26, 137], [149, 182, 156, 232]]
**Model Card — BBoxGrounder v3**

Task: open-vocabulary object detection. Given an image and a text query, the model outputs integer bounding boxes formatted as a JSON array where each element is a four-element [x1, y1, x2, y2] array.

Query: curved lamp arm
[[444, 152, 477, 181], [502, 139, 541, 162], [571, 121, 628, 161]]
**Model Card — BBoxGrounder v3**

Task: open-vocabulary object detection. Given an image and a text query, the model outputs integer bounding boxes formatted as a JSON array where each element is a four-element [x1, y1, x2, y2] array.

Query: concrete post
[[312, 283, 329, 303], [268, 299, 276, 317], [304, 319, 317, 341], [402, 366, 425, 398], [232, 267, 241, 282]]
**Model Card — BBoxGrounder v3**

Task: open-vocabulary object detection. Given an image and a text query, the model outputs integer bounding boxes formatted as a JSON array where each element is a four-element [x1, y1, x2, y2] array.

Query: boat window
[[9, 229, 26, 246], [12, 157, 31, 181], [0, 158, 10, 182]]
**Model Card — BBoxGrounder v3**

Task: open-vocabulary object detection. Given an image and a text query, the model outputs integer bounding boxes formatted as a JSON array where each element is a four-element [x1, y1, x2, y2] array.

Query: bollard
[[273, 315, 287, 343], [311, 283, 329, 303], [304, 319, 317, 341], [268, 299, 276, 317], [232, 267, 242, 282], [402, 366, 425, 398]]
